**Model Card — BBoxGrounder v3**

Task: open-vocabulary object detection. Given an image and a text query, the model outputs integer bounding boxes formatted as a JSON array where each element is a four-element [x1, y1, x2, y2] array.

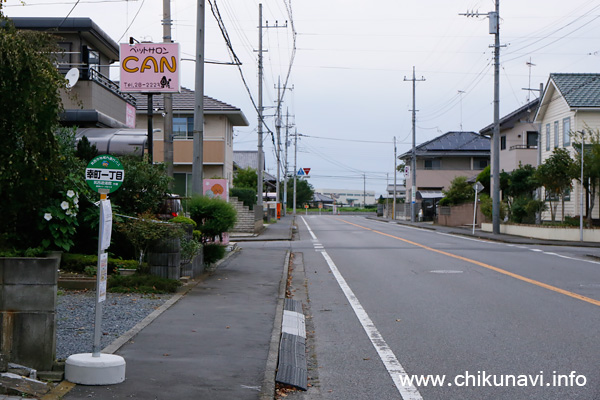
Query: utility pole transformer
[[191, 0, 205, 195], [404, 66, 425, 222]]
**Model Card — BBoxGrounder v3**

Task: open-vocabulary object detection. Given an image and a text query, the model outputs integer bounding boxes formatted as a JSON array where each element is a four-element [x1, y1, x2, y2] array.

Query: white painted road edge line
[[301, 217, 423, 400]]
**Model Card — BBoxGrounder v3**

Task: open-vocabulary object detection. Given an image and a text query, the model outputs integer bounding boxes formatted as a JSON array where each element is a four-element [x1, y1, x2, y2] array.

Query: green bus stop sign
[[85, 155, 125, 193]]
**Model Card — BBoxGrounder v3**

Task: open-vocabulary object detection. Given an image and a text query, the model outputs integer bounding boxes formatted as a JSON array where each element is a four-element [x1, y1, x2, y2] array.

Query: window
[[500, 136, 506, 150], [173, 116, 194, 139], [563, 117, 571, 146], [526, 131, 538, 148], [424, 159, 441, 170], [546, 124, 550, 151], [554, 121, 559, 148], [474, 158, 489, 169]]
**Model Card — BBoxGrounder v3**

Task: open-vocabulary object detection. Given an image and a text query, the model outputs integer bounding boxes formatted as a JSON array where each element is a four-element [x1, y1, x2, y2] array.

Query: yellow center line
[[338, 218, 600, 308]]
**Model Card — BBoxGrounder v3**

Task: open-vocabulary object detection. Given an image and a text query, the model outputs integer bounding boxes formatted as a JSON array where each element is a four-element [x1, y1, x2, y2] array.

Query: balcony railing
[[88, 69, 137, 106], [510, 144, 537, 150]]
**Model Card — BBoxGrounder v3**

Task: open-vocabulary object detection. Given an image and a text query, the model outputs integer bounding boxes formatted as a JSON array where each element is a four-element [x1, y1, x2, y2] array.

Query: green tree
[[284, 177, 314, 208], [0, 16, 68, 250], [536, 148, 576, 222], [109, 155, 172, 216], [476, 166, 491, 196], [504, 164, 544, 223], [76, 135, 99, 163], [233, 167, 258, 190], [439, 176, 473, 206], [572, 129, 600, 226]]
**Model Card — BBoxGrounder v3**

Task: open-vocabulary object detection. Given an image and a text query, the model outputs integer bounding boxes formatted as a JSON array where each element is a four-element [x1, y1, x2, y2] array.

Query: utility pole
[[283, 109, 291, 216], [461, 1, 502, 234], [293, 129, 298, 216], [191, 0, 205, 195], [404, 66, 425, 222], [363, 173, 366, 207], [163, 0, 174, 183], [256, 10, 286, 214], [256, 4, 265, 212], [458, 90, 465, 131], [393, 136, 397, 220], [275, 77, 282, 217]]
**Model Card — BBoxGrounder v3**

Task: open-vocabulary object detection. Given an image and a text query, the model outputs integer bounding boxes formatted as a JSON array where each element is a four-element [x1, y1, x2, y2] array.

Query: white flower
[[60, 201, 69, 210], [66, 210, 72, 216], [73, 198, 79, 205], [44, 213, 52, 221], [67, 190, 76, 198]]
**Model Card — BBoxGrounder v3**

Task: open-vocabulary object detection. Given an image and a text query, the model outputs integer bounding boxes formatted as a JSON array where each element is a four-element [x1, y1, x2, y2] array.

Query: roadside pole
[[66, 155, 126, 386]]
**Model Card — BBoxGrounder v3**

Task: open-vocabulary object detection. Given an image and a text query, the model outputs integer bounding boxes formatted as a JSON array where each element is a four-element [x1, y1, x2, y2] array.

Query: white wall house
[[480, 99, 540, 173], [534, 73, 600, 221]]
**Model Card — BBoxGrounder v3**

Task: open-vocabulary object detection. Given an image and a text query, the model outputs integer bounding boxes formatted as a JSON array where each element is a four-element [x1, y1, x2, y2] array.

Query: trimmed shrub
[[203, 244, 226, 265], [108, 274, 182, 294], [188, 196, 237, 243], [231, 187, 257, 210], [61, 253, 138, 274], [169, 216, 197, 228]]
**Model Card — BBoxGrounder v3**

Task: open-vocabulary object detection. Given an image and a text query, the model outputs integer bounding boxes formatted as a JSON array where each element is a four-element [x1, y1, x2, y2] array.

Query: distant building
[[316, 189, 376, 207], [398, 131, 490, 219], [311, 193, 335, 208], [133, 90, 249, 195], [480, 98, 540, 172]]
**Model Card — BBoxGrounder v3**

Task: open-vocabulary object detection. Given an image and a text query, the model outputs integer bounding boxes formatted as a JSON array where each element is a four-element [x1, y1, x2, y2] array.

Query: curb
[[259, 250, 290, 400]]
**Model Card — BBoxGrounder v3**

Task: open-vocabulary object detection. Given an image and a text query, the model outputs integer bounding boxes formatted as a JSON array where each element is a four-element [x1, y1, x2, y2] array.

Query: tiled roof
[[399, 131, 489, 159], [233, 150, 260, 170], [313, 193, 334, 203], [550, 73, 600, 108], [133, 88, 241, 112], [480, 98, 539, 135]]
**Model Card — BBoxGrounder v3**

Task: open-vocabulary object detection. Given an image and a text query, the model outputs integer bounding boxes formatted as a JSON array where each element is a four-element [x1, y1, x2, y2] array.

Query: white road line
[[301, 217, 422, 400]]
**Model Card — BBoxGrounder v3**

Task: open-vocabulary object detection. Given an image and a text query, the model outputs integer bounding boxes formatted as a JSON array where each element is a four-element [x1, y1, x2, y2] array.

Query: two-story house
[[398, 131, 490, 219], [133, 89, 249, 197], [12, 17, 149, 155], [11, 17, 137, 129], [480, 98, 540, 172], [534, 73, 600, 221]]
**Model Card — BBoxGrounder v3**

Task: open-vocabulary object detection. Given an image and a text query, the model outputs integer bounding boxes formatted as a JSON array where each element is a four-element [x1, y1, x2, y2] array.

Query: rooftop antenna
[[458, 90, 465, 131], [526, 58, 536, 102]]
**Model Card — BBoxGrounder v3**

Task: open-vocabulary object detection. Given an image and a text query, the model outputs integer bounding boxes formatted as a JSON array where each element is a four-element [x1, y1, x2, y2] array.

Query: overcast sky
[[5, 0, 600, 196]]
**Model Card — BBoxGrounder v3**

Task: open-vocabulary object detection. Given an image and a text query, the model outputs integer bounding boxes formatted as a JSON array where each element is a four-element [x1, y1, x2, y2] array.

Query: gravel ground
[[56, 291, 173, 360]]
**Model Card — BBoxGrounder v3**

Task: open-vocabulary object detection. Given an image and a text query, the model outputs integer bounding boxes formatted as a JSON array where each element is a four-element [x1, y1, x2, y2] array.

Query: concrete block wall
[[0, 257, 59, 371]]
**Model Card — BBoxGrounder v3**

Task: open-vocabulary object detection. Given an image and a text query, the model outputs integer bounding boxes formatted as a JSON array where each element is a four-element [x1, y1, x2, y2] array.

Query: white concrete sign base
[[65, 353, 126, 385]]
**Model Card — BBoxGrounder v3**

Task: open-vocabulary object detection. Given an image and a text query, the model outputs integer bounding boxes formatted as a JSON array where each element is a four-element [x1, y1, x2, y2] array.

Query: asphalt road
[[292, 215, 600, 400]]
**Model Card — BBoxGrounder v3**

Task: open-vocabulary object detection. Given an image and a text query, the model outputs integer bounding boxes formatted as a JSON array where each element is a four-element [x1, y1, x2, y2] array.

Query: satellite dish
[[65, 68, 80, 88]]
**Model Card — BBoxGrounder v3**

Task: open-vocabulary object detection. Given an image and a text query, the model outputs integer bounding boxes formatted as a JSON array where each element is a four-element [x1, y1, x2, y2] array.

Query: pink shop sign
[[119, 43, 180, 93]]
